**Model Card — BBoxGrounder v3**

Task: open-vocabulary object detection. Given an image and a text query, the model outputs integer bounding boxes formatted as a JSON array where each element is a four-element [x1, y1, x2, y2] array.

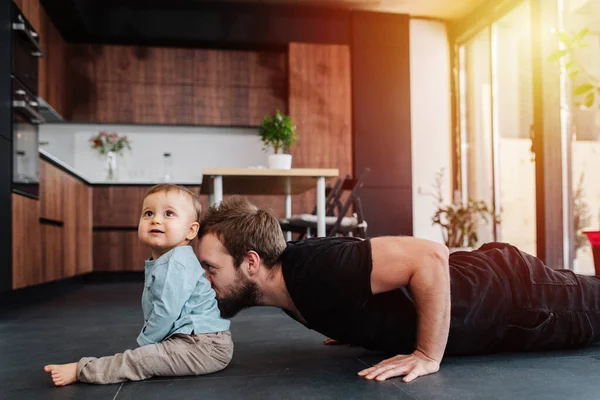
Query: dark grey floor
[[2, 282, 600, 399]]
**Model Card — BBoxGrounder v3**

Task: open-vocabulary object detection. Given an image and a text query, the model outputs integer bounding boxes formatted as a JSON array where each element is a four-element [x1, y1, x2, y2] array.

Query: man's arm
[[358, 236, 450, 382]]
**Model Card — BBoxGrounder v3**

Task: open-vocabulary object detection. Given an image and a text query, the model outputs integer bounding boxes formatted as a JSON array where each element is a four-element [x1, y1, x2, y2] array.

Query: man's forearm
[[409, 250, 450, 362]]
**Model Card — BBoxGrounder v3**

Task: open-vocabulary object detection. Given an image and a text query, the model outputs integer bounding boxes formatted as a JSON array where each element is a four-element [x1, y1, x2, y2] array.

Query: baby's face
[[138, 191, 198, 256]]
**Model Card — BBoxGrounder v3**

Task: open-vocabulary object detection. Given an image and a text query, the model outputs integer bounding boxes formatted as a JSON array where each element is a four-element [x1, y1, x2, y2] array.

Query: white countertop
[[39, 149, 201, 186]]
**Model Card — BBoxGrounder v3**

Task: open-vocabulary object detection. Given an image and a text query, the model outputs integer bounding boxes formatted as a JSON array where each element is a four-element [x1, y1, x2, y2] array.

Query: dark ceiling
[[39, 0, 356, 49]]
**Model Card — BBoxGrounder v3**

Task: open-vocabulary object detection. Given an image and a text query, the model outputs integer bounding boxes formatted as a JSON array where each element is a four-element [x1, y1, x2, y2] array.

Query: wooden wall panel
[[40, 161, 63, 221], [94, 46, 194, 84], [12, 194, 42, 289], [67, 45, 96, 121], [67, 45, 287, 126], [193, 50, 286, 87], [351, 12, 412, 236], [192, 49, 287, 126], [62, 174, 78, 278], [41, 224, 63, 282], [93, 81, 194, 125], [42, 12, 67, 117], [193, 86, 286, 126], [76, 182, 93, 274], [287, 43, 353, 215]]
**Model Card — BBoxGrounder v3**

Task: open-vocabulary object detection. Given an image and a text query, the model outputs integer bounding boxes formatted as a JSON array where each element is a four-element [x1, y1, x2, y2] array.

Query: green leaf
[[584, 91, 595, 108], [558, 31, 572, 47], [548, 49, 568, 62], [568, 70, 579, 79], [574, 83, 595, 96], [573, 27, 589, 43], [565, 60, 573, 70]]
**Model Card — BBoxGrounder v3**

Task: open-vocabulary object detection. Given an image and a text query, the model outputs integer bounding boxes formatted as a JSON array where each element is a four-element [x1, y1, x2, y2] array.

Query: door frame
[[449, 0, 570, 268]]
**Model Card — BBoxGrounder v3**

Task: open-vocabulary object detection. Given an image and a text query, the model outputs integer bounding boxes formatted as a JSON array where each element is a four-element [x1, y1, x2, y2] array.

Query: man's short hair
[[144, 184, 202, 223], [198, 196, 287, 269]]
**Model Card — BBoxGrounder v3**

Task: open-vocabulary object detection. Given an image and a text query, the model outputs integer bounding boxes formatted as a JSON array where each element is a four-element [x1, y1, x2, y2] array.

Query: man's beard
[[216, 272, 261, 318]]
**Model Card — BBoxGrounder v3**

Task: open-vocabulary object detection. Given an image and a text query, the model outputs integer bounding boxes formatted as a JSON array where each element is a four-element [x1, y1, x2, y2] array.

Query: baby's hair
[[144, 184, 202, 223]]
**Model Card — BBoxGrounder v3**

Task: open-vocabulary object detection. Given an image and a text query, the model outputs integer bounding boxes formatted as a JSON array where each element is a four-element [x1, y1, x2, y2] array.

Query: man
[[197, 196, 600, 383]]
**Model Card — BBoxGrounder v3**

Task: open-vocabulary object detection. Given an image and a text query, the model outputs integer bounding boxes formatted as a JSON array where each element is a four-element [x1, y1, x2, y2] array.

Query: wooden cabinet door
[[12, 194, 42, 289], [93, 231, 147, 272], [76, 181, 93, 274], [62, 174, 78, 278], [41, 224, 63, 282], [40, 161, 63, 221], [93, 186, 148, 227]]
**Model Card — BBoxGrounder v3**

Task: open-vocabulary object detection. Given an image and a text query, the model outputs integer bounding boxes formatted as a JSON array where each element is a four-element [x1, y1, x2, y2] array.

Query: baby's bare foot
[[44, 363, 78, 386]]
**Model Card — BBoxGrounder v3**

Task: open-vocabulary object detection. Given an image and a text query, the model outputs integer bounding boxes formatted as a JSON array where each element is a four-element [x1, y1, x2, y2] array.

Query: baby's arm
[[137, 260, 200, 346]]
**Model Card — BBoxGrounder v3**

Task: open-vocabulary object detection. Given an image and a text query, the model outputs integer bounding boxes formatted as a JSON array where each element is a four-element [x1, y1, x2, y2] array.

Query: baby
[[44, 184, 233, 385]]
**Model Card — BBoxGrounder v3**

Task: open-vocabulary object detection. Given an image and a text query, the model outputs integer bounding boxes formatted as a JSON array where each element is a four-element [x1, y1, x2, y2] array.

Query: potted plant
[[258, 109, 297, 170], [429, 169, 500, 252]]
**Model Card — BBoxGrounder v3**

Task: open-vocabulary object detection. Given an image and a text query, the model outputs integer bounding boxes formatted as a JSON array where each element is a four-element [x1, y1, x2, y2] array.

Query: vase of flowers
[[89, 131, 131, 181]]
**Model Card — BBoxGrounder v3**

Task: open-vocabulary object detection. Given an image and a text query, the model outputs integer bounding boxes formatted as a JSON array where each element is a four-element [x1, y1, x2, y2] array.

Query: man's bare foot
[[44, 363, 78, 386]]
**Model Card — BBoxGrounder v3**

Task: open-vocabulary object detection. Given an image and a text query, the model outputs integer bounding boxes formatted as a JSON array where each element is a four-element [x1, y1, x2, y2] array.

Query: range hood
[[37, 96, 64, 123]]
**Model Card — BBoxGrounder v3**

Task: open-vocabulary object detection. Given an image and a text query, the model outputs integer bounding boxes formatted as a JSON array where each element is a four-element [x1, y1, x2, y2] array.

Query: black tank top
[[281, 237, 518, 355]]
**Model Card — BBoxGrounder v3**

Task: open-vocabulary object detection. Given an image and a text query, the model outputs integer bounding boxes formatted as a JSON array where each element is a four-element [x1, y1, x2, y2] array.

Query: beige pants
[[77, 331, 233, 384]]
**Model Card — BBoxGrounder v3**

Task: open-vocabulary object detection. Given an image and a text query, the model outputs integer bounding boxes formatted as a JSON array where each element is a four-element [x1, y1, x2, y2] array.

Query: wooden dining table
[[200, 168, 339, 237]]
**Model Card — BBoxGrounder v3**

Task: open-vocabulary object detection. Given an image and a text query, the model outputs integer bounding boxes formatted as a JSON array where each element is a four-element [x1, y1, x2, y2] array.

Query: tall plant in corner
[[429, 168, 500, 250], [549, 28, 598, 109], [258, 109, 298, 170]]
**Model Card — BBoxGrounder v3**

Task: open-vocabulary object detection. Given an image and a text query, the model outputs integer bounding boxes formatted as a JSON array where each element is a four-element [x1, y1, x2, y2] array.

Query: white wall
[[39, 124, 268, 183], [410, 19, 452, 242]]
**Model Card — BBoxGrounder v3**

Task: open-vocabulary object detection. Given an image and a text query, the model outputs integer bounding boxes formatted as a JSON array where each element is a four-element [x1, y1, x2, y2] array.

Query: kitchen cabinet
[[76, 182, 93, 274], [11, 194, 43, 289], [41, 223, 63, 283], [93, 231, 147, 272], [40, 160, 63, 221], [93, 186, 149, 227], [11, 159, 94, 289], [62, 173, 78, 278]]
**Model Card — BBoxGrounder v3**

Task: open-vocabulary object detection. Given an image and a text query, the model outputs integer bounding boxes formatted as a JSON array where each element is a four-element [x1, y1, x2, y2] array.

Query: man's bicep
[[370, 236, 449, 295]]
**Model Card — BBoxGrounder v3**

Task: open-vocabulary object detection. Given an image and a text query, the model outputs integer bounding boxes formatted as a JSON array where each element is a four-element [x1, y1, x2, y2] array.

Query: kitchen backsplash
[[39, 123, 268, 183]]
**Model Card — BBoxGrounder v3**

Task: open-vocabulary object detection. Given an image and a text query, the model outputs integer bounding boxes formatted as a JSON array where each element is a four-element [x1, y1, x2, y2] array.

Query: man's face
[[199, 233, 260, 318]]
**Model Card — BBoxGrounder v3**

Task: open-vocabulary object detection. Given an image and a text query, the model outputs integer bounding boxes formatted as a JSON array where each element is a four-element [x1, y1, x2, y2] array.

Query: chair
[[281, 168, 370, 239], [279, 177, 344, 237]]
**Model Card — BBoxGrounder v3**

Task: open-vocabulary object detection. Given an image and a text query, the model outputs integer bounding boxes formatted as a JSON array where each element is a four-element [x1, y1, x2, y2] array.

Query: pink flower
[[110, 132, 118, 143], [99, 131, 107, 138]]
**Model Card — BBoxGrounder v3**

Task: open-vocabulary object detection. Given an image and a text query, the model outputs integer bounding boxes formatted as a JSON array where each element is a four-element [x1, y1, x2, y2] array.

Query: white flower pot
[[268, 154, 292, 170]]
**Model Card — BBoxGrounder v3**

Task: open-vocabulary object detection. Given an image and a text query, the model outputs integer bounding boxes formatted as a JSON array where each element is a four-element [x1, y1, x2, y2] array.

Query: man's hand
[[323, 338, 342, 345], [357, 350, 440, 382]]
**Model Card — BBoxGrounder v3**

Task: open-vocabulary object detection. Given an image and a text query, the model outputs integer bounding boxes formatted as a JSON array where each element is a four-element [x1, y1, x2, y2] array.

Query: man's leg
[[502, 247, 600, 351], [77, 332, 233, 384]]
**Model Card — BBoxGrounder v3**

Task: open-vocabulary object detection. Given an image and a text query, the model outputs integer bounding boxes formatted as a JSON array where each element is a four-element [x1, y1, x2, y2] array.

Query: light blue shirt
[[137, 246, 230, 346]]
